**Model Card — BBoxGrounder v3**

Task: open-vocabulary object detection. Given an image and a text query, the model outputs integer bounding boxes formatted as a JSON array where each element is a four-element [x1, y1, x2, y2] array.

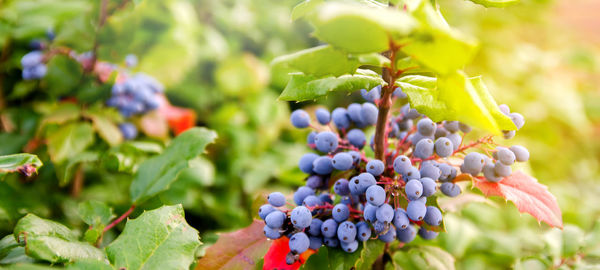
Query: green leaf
[[0, 154, 43, 179], [301, 241, 385, 270], [0, 235, 20, 260], [309, 2, 417, 53], [13, 214, 105, 263], [66, 259, 115, 270], [38, 103, 81, 127], [130, 127, 217, 204], [105, 205, 201, 270], [392, 245, 455, 270], [87, 113, 123, 147], [291, 0, 324, 21], [46, 122, 95, 164], [467, 0, 520, 8], [352, 53, 391, 67], [78, 200, 115, 227], [43, 55, 83, 97], [401, 1, 478, 74], [272, 45, 361, 77], [279, 69, 384, 102], [398, 72, 515, 133], [56, 151, 99, 186]]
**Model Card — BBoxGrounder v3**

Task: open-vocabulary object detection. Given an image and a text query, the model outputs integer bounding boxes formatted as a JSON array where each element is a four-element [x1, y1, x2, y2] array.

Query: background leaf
[[46, 122, 95, 164], [467, 0, 520, 8], [0, 154, 42, 178], [105, 205, 200, 270], [271, 45, 361, 77]]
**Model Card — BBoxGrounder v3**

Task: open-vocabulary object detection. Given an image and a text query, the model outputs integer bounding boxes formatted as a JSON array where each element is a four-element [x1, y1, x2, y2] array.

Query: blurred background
[[0, 0, 599, 268]]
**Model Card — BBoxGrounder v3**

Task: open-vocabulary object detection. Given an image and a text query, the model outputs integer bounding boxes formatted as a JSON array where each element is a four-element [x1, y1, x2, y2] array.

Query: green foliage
[[105, 205, 200, 270], [301, 241, 385, 270], [0, 154, 42, 179]]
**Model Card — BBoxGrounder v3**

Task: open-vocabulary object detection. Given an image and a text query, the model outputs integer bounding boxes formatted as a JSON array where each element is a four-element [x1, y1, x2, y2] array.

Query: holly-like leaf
[[398, 72, 516, 134], [46, 122, 95, 164], [401, 1, 478, 75], [0, 154, 43, 179], [391, 245, 455, 270], [279, 69, 384, 102], [56, 151, 99, 186], [129, 127, 217, 204], [467, 0, 520, 8], [65, 259, 115, 270], [472, 171, 563, 229], [13, 214, 105, 263], [272, 45, 361, 77], [195, 220, 272, 269], [301, 241, 384, 270], [78, 200, 114, 226], [106, 205, 200, 270], [308, 2, 417, 53]]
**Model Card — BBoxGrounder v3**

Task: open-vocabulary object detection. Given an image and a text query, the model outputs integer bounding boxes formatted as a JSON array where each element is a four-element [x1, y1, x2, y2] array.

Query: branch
[[374, 43, 401, 162], [103, 204, 136, 233]]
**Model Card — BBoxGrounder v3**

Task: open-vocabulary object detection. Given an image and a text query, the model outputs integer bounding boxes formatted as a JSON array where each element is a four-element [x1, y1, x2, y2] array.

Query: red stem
[[103, 205, 135, 233]]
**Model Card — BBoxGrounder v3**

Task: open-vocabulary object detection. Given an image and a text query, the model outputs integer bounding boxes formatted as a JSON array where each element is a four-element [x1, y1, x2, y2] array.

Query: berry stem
[[103, 204, 135, 233]]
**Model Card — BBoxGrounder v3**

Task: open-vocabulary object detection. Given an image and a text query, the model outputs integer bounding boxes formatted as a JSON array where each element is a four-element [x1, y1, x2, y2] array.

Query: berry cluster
[[21, 51, 47, 80], [258, 85, 531, 263], [106, 73, 164, 118]]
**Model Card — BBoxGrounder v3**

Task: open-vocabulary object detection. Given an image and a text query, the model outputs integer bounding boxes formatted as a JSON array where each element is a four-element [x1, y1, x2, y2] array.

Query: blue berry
[[440, 182, 461, 197], [265, 211, 286, 228], [268, 192, 286, 207], [434, 137, 453, 157], [393, 155, 412, 175], [462, 152, 485, 175], [496, 147, 516, 165], [446, 133, 462, 151], [418, 227, 439, 240], [348, 151, 361, 164], [365, 185, 386, 206], [259, 204, 276, 220], [402, 166, 421, 181], [337, 221, 357, 243], [361, 85, 381, 103], [315, 108, 331, 125], [424, 206, 442, 226], [319, 193, 333, 204], [494, 162, 512, 177], [366, 159, 385, 176], [119, 123, 138, 140], [309, 236, 323, 250], [340, 240, 359, 253], [405, 179, 423, 201], [509, 112, 525, 129], [290, 109, 310, 128], [308, 219, 323, 236], [332, 108, 350, 130], [393, 87, 407, 99], [396, 226, 416, 243], [347, 103, 364, 126], [363, 204, 377, 223], [420, 164, 441, 180], [307, 131, 317, 146], [419, 177, 437, 197], [305, 175, 323, 189], [483, 163, 502, 182], [264, 225, 282, 239], [298, 153, 318, 174], [291, 206, 312, 228], [510, 145, 529, 162], [21, 51, 44, 67], [332, 152, 354, 171], [437, 163, 453, 182], [414, 139, 434, 159], [378, 227, 396, 243], [417, 118, 436, 136], [376, 204, 394, 223], [459, 122, 472, 133], [332, 204, 349, 222], [334, 178, 350, 196], [293, 186, 315, 205], [406, 200, 426, 221], [349, 173, 376, 195], [444, 121, 459, 133], [373, 220, 387, 234], [289, 232, 310, 254], [312, 156, 333, 175], [435, 126, 449, 139], [125, 54, 138, 67], [393, 209, 410, 230], [346, 129, 366, 149], [356, 221, 372, 241], [324, 237, 339, 247], [321, 219, 338, 238], [303, 195, 321, 208], [361, 103, 378, 125], [315, 131, 338, 153]]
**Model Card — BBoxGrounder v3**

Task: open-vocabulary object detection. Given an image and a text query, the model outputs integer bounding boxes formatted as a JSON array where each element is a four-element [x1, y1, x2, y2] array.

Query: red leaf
[[157, 95, 197, 135], [262, 237, 315, 270], [473, 171, 563, 229], [196, 220, 271, 270]]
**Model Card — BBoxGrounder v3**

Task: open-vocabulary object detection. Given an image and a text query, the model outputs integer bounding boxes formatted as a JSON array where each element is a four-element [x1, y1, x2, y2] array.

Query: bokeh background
[[0, 0, 599, 268]]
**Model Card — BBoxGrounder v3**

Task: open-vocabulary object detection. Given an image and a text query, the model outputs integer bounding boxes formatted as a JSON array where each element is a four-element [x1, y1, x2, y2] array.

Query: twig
[[103, 204, 136, 233]]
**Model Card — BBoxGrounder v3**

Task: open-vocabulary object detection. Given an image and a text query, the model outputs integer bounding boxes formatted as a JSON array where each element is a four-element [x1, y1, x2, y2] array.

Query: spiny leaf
[[308, 2, 417, 53], [279, 69, 384, 102], [195, 220, 272, 270], [0, 154, 42, 179], [106, 205, 201, 270], [129, 127, 217, 204], [271, 45, 361, 77], [472, 171, 563, 229]]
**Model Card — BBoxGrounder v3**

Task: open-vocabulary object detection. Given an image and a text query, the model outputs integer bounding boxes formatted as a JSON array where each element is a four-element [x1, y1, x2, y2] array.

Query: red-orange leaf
[[196, 220, 271, 270], [263, 237, 315, 270], [473, 171, 563, 229]]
